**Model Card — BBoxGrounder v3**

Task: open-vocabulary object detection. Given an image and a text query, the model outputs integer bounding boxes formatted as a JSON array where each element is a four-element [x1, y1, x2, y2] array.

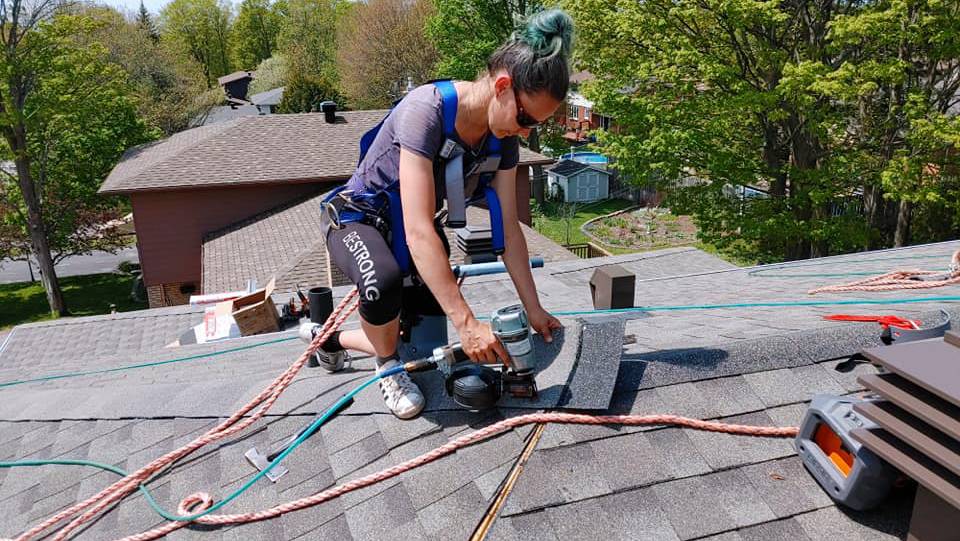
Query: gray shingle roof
[[548, 158, 610, 178], [250, 87, 284, 107], [201, 195, 578, 296], [3, 240, 959, 539], [200, 105, 262, 126], [100, 113, 555, 195]]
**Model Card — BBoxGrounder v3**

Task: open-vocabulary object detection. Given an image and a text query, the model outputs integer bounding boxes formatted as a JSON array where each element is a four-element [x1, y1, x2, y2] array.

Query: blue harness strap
[[333, 79, 509, 274]]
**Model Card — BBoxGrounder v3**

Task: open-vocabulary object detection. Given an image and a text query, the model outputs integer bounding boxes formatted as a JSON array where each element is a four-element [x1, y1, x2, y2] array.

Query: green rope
[[0, 336, 297, 389], [748, 251, 954, 278]]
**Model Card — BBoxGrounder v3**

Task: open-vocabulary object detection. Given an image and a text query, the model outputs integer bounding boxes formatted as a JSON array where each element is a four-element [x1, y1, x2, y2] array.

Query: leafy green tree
[[568, 0, 960, 261], [277, 0, 347, 85], [160, 0, 233, 86], [827, 0, 960, 247], [277, 74, 344, 113], [231, 0, 283, 70], [248, 53, 287, 94], [336, 0, 437, 109], [427, 0, 543, 80], [0, 9, 154, 315], [84, 6, 218, 135]]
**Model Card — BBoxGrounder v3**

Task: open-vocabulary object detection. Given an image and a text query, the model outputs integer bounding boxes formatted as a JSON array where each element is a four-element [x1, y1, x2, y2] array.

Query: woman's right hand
[[459, 316, 511, 365]]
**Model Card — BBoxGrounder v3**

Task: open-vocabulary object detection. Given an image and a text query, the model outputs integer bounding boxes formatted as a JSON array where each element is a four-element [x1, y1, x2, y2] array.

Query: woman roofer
[[300, 9, 574, 419]]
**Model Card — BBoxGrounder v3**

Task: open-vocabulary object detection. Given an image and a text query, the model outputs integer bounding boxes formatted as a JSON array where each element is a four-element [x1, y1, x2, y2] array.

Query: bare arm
[[399, 148, 509, 363], [492, 167, 562, 341]]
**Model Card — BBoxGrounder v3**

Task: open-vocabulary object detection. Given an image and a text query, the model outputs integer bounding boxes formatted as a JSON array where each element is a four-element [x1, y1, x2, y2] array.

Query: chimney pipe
[[320, 101, 336, 123]]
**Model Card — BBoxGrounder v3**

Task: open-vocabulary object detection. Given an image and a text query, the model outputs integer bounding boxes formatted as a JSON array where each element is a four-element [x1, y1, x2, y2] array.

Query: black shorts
[[324, 215, 450, 326]]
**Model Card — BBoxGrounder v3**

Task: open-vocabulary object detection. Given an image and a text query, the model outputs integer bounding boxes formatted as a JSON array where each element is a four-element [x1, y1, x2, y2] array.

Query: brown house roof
[[201, 193, 577, 295], [101, 112, 555, 195], [217, 70, 254, 86]]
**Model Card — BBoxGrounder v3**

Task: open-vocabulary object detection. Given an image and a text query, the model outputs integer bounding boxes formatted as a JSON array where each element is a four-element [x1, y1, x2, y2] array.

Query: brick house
[[100, 110, 554, 307], [555, 71, 616, 144]]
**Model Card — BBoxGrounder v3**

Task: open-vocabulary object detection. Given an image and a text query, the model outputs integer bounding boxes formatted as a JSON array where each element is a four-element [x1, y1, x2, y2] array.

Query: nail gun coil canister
[[795, 395, 897, 510], [491, 304, 534, 374]]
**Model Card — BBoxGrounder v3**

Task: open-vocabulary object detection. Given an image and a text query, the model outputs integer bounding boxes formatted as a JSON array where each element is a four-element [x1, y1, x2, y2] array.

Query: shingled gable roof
[[100, 112, 555, 195], [2, 240, 959, 539], [549, 158, 610, 178], [201, 193, 578, 295]]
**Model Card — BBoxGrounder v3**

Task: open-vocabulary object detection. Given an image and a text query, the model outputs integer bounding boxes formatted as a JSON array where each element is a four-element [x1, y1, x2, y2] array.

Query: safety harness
[[322, 79, 506, 275]]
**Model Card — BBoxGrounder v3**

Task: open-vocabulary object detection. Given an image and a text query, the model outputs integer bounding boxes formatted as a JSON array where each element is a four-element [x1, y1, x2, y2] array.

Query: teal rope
[[0, 336, 298, 389], [540, 295, 960, 318], [748, 252, 954, 278], [0, 366, 402, 523]]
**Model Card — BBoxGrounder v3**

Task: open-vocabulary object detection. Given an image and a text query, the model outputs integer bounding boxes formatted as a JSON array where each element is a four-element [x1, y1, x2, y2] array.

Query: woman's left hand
[[527, 305, 562, 343]]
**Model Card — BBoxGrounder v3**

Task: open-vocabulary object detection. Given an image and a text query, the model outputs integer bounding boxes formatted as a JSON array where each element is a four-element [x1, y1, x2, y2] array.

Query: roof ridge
[[100, 120, 241, 192]]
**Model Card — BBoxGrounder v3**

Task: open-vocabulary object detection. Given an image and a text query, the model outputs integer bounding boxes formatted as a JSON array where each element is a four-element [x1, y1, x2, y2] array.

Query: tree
[[136, 0, 159, 43], [570, 0, 960, 261], [231, 0, 282, 70], [85, 6, 218, 135], [160, 0, 233, 87], [0, 7, 154, 315], [277, 73, 343, 113], [336, 0, 437, 109], [826, 0, 960, 247], [427, 0, 543, 80], [277, 0, 346, 85], [569, 0, 868, 262], [248, 53, 287, 94]]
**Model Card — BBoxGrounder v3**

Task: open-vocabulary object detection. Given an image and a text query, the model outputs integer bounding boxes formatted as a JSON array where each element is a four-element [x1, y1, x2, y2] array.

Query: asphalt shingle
[[5, 241, 957, 540]]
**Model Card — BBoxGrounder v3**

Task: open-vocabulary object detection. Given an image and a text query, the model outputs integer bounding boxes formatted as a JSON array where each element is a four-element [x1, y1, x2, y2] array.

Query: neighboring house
[[218, 70, 255, 105], [250, 87, 284, 115], [100, 109, 554, 308], [4, 242, 957, 539], [547, 158, 612, 202], [553, 71, 616, 144]]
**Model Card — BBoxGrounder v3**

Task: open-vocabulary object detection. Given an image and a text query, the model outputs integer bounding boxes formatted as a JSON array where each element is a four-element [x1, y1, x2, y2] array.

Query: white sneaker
[[299, 321, 349, 373], [377, 359, 425, 419]]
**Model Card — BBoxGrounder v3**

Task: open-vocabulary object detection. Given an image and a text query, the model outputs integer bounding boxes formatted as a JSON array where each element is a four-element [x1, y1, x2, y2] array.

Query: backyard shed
[[547, 158, 612, 202]]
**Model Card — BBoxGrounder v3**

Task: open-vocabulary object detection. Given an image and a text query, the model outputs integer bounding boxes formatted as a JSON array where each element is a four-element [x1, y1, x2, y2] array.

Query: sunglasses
[[513, 88, 542, 129]]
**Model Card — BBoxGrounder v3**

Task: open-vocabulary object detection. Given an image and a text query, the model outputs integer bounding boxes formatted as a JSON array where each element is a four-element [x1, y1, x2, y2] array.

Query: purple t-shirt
[[345, 83, 520, 211]]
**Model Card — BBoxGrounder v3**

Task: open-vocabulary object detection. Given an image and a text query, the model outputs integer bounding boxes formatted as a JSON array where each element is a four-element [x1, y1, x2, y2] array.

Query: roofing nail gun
[[407, 304, 539, 411]]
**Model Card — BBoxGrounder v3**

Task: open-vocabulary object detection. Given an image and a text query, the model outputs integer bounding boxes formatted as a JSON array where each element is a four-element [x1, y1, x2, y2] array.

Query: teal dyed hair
[[514, 9, 574, 61], [487, 9, 575, 101]]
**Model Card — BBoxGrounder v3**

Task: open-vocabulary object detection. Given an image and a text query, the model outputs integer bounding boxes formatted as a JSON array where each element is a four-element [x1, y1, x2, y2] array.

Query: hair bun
[[516, 9, 574, 61]]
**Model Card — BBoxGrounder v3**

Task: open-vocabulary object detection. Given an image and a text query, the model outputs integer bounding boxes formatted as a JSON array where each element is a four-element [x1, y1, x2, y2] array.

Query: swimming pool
[[562, 151, 609, 168]]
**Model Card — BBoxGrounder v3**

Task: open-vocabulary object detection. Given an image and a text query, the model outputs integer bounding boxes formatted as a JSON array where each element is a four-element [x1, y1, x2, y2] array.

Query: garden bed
[[583, 207, 698, 250]]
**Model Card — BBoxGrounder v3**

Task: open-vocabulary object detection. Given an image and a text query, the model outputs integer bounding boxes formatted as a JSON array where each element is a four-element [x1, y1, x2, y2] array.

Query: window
[[568, 104, 580, 120], [599, 116, 611, 130]]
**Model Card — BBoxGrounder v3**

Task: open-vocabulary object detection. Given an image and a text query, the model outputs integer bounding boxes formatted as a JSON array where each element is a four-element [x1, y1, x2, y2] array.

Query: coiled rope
[[809, 251, 960, 294]]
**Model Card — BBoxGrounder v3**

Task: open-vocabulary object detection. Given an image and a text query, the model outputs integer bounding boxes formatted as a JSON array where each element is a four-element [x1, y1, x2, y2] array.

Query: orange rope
[[809, 250, 960, 294]]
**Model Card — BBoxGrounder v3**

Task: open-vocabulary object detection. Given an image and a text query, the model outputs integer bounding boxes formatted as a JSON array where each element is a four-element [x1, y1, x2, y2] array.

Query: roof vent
[[320, 101, 337, 123]]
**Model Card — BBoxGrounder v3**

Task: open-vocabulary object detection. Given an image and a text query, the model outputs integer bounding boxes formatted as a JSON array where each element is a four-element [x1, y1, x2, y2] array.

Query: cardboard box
[[228, 278, 280, 336]]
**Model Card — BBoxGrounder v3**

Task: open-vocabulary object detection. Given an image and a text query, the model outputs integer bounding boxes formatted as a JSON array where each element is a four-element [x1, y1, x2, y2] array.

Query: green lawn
[[0, 272, 147, 330], [532, 198, 636, 247]]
